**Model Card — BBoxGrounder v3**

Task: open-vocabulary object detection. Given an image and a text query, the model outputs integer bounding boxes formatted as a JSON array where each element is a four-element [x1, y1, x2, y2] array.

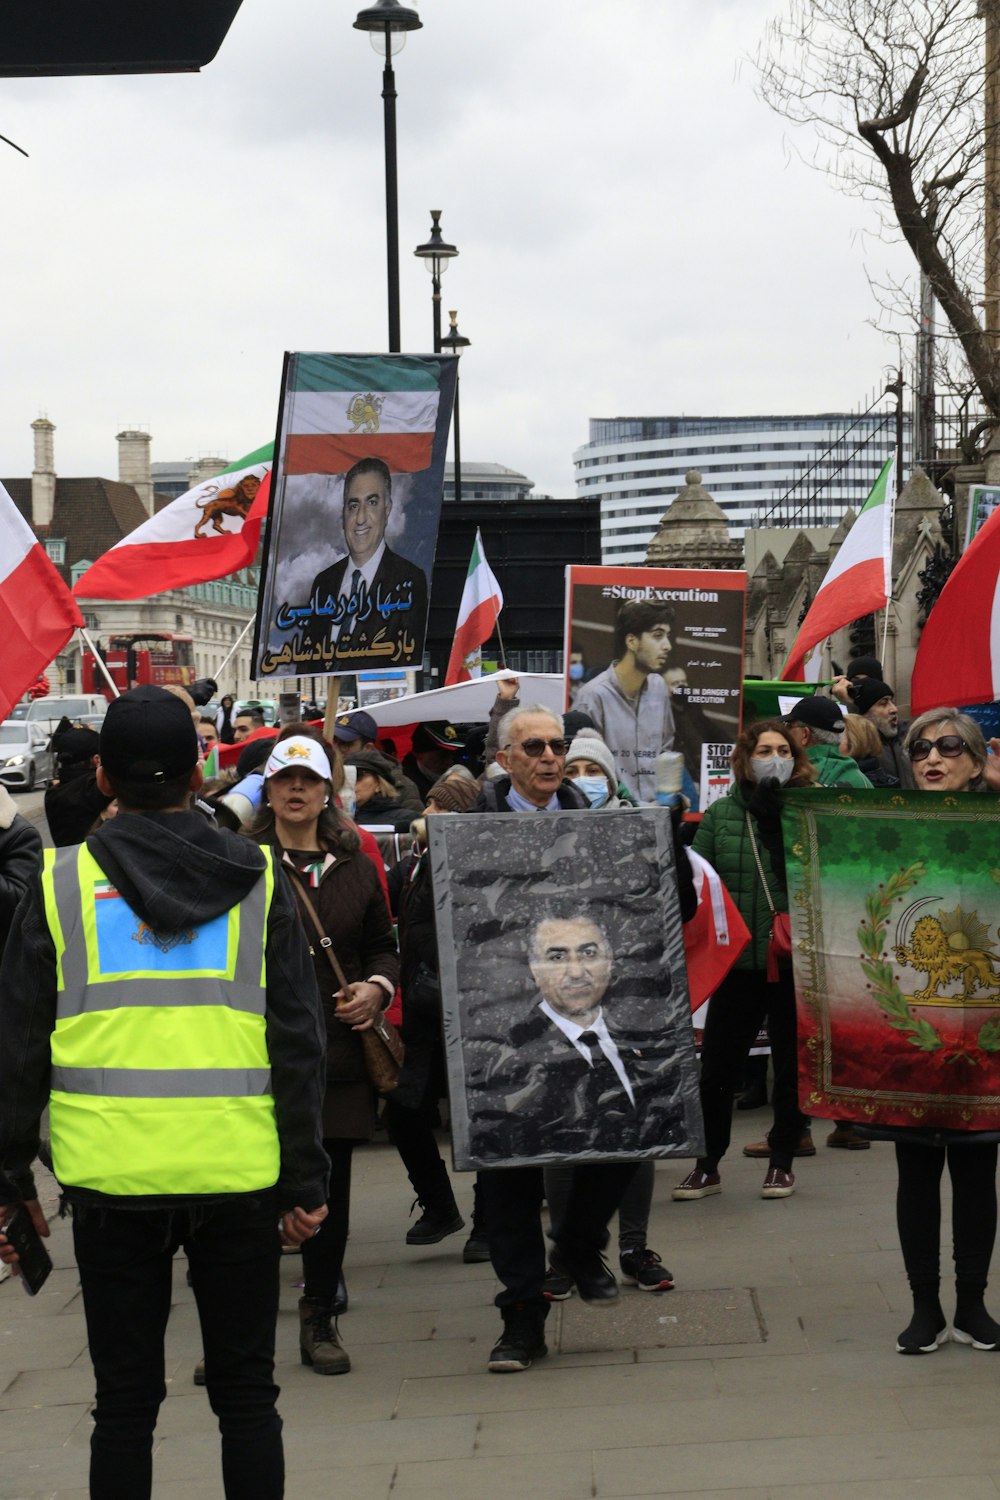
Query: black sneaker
[[487, 1304, 548, 1373], [405, 1203, 465, 1246], [462, 1231, 490, 1263], [549, 1246, 618, 1305], [620, 1247, 674, 1292], [896, 1300, 948, 1354], [542, 1267, 575, 1301]]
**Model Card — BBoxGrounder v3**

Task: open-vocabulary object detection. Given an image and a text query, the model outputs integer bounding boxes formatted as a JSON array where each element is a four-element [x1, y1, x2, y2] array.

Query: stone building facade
[[644, 466, 949, 716], [5, 419, 258, 702]]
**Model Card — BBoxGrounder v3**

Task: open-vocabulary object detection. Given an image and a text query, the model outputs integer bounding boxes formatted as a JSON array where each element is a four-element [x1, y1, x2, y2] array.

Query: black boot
[[487, 1301, 549, 1373], [405, 1157, 465, 1245], [896, 1287, 947, 1354], [463, 1174, 490, 1262], [953, 1286, 1000, 1350]]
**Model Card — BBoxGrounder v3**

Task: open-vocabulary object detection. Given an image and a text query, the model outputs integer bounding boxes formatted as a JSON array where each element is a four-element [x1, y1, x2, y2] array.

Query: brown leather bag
[[290, 878, 404, 1094]]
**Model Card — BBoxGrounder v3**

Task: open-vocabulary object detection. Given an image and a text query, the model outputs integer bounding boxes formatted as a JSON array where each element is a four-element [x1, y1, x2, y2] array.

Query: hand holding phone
[[0, 1202, 52, 1296]]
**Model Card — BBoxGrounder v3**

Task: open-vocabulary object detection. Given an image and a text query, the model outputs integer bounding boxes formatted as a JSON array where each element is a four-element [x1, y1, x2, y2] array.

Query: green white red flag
[[0, 479, 84, 720], [282, 355, 442, 476], [445, 529, 503, 685], [72, 445, 272, 601], [780, 458, 894, 682]]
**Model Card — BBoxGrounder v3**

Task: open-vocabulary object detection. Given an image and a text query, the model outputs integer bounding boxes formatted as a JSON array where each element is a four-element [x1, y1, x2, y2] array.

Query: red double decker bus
[[82, 633, 196, 700]]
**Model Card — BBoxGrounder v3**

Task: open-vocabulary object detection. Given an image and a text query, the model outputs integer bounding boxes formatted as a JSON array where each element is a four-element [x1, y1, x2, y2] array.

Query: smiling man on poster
[[304, 457, 427, 666]]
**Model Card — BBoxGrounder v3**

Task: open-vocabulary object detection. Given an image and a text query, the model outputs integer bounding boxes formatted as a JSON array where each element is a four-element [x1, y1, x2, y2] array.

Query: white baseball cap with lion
[[263, 736, 332, 782]]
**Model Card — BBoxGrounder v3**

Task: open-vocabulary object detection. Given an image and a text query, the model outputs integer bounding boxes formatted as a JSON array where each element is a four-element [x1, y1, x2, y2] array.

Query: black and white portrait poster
[[253, 352, 457, 679], [430, 809, 705, 1170], [566, 565, 746, 811]]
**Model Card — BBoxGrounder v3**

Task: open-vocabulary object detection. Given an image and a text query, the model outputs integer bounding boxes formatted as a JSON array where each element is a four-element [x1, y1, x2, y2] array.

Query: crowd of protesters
[[0, 654, 998, 1496]]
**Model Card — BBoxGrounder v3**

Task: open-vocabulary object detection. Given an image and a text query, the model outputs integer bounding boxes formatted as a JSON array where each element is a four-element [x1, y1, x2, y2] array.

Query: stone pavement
[[2, 1114, 998, 1500]]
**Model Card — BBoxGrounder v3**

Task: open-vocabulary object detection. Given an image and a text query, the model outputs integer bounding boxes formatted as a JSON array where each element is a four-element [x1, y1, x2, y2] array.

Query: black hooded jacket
[[0, 809, 329, 1212]]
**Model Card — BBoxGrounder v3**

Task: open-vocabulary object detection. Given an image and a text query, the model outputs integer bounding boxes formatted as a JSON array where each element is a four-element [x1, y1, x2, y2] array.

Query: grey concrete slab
[[389, 1451, 595, 1500], [557, 1287, 764, 1354]]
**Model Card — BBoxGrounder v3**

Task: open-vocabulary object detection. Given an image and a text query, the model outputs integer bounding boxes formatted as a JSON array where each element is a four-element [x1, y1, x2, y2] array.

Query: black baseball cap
[[99, 685, 199, 783], [783, 697, 845, 734]]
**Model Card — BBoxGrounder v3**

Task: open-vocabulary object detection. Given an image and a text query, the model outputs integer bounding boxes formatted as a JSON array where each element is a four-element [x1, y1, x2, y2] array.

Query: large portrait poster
[[430, 809, 705, 1170], [785, 788, 1000, 1130], [566, 566, 746, 810], [253, 352, 458, 679]]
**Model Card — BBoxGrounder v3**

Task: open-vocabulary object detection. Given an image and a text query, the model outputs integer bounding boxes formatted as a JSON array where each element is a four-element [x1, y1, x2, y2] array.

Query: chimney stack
[[187, 456, 228, 489], [31, 417, 56, 532], [116, 428, 153, 514]]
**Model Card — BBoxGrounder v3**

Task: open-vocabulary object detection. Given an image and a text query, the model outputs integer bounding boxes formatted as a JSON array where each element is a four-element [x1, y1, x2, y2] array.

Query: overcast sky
[[2, 0, 913, 499]]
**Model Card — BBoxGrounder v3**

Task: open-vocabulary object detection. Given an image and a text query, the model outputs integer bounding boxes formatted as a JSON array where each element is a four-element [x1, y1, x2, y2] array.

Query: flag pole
[[214, 617, 255, 684], [879, 453, 898, 669], [493, 601, 508, 670], [77, 627, 121, 699]]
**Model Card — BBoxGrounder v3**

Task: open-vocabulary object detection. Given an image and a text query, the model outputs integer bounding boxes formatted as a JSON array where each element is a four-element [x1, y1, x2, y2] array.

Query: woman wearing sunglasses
[[873, 708, 1000, 1353]]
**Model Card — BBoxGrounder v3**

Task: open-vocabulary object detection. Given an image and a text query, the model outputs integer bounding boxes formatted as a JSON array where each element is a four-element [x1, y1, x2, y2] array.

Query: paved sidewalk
[[1, 1113, 997, 1500]]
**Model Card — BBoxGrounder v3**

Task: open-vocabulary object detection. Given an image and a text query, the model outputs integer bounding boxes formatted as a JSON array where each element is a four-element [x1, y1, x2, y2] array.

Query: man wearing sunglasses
[[469, 707, 646, 1374]]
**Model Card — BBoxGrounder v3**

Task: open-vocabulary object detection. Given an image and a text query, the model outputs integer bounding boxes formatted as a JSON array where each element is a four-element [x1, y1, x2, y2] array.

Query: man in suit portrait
[[306, 457, 428, 667], [471, 908, 684, 1161]]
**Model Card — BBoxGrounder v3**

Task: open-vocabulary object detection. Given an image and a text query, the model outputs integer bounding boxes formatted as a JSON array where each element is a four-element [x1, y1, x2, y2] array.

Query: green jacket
[[692, 782, 786, 973], [806, 742, 872, 790]]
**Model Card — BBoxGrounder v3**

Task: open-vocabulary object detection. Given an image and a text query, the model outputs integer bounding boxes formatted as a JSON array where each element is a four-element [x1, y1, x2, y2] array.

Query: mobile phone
[[2, 1204, 53, 1296]]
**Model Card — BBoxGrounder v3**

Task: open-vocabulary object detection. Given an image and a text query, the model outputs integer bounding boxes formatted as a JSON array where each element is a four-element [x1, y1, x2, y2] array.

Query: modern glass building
[[574, 413, 907, 562]]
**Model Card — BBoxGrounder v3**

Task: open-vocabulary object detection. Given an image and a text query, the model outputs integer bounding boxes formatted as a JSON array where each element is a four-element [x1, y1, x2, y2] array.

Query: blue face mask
[[568, 662, 585, 682], [575, 775, 610, 808]]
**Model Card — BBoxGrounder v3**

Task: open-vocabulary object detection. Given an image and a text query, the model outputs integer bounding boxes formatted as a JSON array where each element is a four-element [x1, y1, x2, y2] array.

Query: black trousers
[[697, 966, 805, 1173], [895, 1140, 999, 1291], [479, 1160, 639, 1308], [73, 1192, 283, 1500], [301, 1138, 355, 1304]]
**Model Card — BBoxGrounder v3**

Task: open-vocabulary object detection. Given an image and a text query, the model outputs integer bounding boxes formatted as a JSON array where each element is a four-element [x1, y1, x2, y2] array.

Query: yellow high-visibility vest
[[41, 843, 280, 1197]]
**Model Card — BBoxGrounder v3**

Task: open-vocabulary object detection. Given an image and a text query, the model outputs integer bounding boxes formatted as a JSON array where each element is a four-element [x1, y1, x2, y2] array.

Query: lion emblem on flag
[[347, 393, 384, 434], [193, 474, 262, 538]]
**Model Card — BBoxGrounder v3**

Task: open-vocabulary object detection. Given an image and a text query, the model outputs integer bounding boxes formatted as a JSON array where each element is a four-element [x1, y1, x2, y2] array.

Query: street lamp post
[[353, 1, 422, 353], [413, 210, 458, 353], [440, 309, 470, 503]]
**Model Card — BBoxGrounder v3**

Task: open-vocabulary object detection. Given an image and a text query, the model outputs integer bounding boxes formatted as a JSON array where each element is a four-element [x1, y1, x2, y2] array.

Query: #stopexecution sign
[[784, 787, 1000, 1130]]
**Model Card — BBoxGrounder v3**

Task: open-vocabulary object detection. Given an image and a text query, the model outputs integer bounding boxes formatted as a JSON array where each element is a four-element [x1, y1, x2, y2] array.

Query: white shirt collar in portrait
[[538, 1001, 635, 1105]]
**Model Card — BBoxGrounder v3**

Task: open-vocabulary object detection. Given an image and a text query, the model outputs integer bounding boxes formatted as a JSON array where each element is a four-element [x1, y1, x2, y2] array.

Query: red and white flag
[[73, 445, 272, 601], [445, 530, 503, 686], [780, 458, 894, 682], [0, 480, 83, 720], [911, 500, 1000, 713]]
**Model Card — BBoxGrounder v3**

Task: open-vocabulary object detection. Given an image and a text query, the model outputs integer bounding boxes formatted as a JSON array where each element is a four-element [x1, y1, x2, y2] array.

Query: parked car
[[0, 720, 55, 791], [25, 694, 109, 736]]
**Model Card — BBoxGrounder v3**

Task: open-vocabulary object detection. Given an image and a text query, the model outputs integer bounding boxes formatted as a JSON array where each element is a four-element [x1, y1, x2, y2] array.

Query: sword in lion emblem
[[347, 393, 384, 434]]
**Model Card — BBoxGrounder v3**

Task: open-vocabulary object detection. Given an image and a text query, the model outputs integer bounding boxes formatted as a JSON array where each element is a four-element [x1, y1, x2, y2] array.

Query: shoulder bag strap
[[288, 871, 351, 993], [744, 811, 776, 916]]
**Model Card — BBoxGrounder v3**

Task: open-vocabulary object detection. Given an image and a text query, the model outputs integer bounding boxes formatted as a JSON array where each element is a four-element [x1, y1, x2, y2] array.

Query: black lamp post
[[353, 1, 422, 353], [440, 309, 470, 502], [413, 210, 458, 353]]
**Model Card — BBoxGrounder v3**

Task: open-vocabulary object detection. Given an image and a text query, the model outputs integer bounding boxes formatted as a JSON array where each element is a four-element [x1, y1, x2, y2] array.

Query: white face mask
[[575, 775, 610, 808], [750, 756, 793, 786]]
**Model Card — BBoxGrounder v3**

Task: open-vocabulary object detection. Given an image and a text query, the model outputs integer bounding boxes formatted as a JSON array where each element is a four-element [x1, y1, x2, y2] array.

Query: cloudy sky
[[2, 0, 913, 498]]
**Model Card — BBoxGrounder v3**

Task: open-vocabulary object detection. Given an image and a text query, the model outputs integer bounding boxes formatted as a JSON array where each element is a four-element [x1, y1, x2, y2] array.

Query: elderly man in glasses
[[474, 705, 586, 813], [468, 706, 646, 1374]]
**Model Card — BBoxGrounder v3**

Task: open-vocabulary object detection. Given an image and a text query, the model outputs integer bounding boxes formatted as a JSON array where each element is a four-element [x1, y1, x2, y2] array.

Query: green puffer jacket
[[691, 782, 786, 973], [806, 742, 872, 789]]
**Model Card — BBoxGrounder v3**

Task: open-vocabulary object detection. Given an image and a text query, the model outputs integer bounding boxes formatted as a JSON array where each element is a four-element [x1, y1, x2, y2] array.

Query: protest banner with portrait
[[253, 352, 458, 680], [430, 808, 705, 1170], [784, 787, 1000, 1131], [566, 566, 746, 809]]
